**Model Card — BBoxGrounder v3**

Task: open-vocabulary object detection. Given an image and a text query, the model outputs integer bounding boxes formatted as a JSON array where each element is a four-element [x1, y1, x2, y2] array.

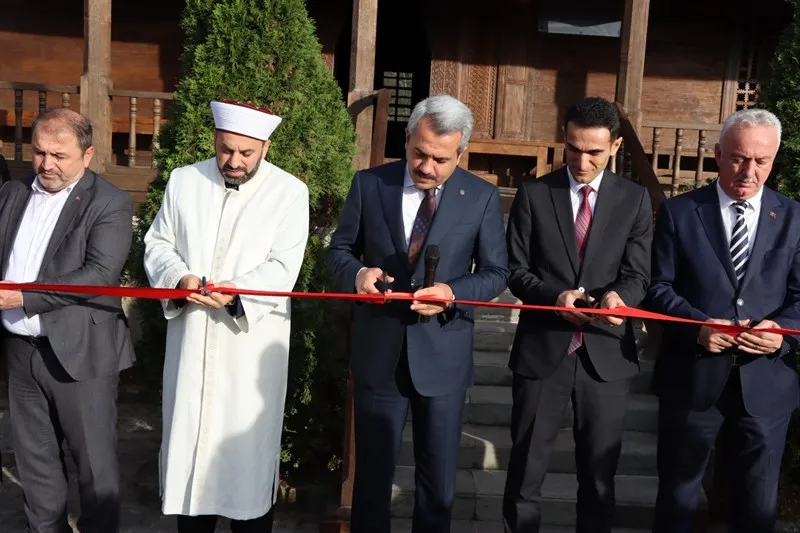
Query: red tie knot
[[580, 186, 593, 199]]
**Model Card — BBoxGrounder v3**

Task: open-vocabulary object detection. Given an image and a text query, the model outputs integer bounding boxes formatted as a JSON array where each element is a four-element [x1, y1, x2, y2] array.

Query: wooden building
[[0, 0, 791, 206]]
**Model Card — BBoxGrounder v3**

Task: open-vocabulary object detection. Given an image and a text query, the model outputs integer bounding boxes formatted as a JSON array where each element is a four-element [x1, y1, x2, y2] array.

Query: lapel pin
[[770, 211, 776, 219], [459, 189, 465, 195], [75, 196, 81, 201]]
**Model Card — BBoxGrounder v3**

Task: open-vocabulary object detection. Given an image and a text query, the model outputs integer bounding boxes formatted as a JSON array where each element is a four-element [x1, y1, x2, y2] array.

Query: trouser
[[176, 507, 275, 533]]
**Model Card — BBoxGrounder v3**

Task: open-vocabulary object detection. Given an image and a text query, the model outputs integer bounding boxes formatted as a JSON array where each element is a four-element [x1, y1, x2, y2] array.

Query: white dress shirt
[[2, 177, 79, 337], [567, 168, 603, 220], [716, 179, 762, 248]]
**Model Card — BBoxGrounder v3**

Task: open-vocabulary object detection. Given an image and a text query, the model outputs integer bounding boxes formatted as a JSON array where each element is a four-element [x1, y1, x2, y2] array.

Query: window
[[383, 71, 414, 123], [736, 35, 762, 110]]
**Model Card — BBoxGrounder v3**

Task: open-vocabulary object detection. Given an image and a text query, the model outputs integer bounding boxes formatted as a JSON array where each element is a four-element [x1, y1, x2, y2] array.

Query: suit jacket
[[326, 160, 509, 396], [0, 170, 136, 381], [506, 169, 653, 381], [648, 183, 800, 416], [0, 155, 9, 185]]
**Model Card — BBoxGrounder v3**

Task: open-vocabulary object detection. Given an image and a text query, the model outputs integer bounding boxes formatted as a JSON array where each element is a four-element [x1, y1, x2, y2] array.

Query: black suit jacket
[[648, 183, 800, 416], [506, 168, 653, 381], [326, 160, 509, 396], [0, 170, 136, 381], [0, 155, 10, 185]]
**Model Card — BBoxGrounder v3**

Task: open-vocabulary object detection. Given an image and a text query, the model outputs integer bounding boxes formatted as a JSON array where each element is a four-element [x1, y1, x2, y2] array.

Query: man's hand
[[737, 319, 783, 355], [411, 283, 454, 316], [598, 291, 626, 326], [356, 268, 394, 303], [204, 281, 237, 309], [0, 280, 23, 310], [556, 290, 594, 326], [179, 274, 234, 309], [698, 318, 737, 353]]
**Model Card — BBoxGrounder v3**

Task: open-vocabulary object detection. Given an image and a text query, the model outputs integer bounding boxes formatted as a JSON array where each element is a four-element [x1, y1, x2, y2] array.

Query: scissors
[[200, 276, 209, 296]]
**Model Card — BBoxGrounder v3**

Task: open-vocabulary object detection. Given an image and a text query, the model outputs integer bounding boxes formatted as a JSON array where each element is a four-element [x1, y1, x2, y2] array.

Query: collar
[[716, 179, 764, 212], [566, 167, 604, 195], [32, 176, 80, 196], [404, 163, 445, 192]]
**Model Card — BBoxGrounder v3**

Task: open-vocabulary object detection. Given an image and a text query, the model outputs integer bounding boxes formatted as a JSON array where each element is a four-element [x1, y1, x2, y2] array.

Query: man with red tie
[[502, 97, 653, 533]]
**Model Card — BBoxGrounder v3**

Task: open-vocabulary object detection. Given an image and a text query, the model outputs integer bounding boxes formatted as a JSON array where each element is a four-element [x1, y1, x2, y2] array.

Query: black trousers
[[653, 366, 791, 533], [4, 335, 120, 533], [350, 352, 467, 533], [502, 348, 630, 533], [176, 507, 275, 533]]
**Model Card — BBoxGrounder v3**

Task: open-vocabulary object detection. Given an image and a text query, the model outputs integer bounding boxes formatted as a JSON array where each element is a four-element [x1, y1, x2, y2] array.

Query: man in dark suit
[[648, 109, 800, 533], [0, 153, 10, 184], [0, 108, 135, 533], [326, 94, 509, 533], [502, 97, 653, 533]]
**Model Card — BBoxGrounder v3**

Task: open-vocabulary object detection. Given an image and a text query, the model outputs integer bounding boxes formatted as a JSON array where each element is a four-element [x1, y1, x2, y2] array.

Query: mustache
[[414, 169, 435, 180], [734, 175, 757, 184], [223, 165, 247, 173]]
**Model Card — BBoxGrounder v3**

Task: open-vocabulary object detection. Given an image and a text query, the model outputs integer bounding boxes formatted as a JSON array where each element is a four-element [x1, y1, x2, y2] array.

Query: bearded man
[[143, 99, 309, 533]]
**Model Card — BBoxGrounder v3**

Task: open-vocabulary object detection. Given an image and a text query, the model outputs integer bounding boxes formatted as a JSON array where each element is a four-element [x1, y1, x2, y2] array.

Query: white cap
[[210, 100, 283, 141]]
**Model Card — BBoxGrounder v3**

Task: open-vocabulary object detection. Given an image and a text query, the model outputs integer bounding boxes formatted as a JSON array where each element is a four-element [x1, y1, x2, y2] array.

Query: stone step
[[432, 387, 658, 433], [397, 425, 657, 476], [389, 520, 649, 533], [391, 466, 661, 528], [473, 351, 654, 394], [474, 290, 521, 324]]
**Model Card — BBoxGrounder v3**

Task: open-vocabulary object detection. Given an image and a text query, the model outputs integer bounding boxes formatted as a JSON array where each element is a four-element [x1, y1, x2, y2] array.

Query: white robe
[[143, 157, 309, 519]]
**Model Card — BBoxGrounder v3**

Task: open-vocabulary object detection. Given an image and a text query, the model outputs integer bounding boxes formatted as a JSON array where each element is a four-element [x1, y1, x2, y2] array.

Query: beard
[[219, 157, 262, 185]]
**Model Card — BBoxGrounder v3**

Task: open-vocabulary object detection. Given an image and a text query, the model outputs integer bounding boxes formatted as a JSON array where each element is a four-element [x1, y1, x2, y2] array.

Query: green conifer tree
[[126, 0, 356, 482]]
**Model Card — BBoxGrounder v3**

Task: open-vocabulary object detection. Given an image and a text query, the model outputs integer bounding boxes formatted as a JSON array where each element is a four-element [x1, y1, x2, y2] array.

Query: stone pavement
[[0, 389, 322, 532]]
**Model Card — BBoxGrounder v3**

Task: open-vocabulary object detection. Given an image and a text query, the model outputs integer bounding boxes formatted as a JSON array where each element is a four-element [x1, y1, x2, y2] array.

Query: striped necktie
[[568, 186, 594, 355], [730, 200, 750, 283]]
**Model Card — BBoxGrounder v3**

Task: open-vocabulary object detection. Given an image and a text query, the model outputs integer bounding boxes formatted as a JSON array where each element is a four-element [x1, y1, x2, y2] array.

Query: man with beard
[[143, 99, 309, 533], [648, 108, 800, 533]]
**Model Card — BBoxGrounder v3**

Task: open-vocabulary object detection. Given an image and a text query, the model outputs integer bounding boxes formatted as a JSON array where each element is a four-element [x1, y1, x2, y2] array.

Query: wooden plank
[[80, 0, 112, 172], [369, 89, 390, 168], [615, 103, 667, 212], [108, 89, 174, 100], [535, 146, 549, 178], [615, 0, 651, 133], [642, 119, 722, 131], [346, 0, 378, 172]]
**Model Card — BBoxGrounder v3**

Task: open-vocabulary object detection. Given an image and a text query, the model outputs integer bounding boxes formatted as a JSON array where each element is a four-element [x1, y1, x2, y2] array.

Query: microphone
[[420, 245, 440, 324]]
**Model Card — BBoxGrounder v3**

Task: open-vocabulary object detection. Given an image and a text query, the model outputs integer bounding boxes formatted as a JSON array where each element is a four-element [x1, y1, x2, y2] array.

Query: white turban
[[210, 100, 283, 141]]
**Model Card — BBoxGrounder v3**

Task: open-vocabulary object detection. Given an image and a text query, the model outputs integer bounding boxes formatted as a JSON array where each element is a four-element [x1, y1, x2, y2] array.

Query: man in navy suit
[[326, 94, 509, 533], [648, 108, 800, 533]]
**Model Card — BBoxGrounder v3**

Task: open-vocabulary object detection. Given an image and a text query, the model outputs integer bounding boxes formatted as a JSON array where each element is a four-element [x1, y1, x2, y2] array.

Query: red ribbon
[[2, 282, 798, 336]]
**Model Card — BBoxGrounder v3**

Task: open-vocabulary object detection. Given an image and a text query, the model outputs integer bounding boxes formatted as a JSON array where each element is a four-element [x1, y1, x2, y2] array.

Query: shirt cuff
[[226, 295, 245, 319]]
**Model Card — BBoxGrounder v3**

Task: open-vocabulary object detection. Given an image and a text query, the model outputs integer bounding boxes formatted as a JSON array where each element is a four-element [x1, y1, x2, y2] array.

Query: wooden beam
[[615, 0, 650, 134], [80, 0, 113, 173], [346, 0, 378, 171]]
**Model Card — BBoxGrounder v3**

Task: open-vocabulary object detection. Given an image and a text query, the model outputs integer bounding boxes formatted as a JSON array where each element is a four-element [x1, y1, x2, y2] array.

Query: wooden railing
[[0, 81, 80, 162], [108, 89, 174, 168]]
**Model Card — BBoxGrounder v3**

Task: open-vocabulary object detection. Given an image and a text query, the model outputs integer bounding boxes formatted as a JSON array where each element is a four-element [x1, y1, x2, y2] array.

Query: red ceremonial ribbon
[[2, 282, 799, 337]]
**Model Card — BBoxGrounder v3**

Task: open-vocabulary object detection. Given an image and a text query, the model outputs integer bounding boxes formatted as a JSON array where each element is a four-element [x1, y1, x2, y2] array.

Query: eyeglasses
[[221, 99, 274, 115]]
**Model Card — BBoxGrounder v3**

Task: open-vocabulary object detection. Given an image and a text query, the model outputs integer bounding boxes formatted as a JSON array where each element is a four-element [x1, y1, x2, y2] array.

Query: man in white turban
[[143, 99, 310, 533]]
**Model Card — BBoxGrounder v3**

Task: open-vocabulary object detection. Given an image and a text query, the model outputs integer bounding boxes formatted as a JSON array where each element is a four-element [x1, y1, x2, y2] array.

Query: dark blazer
[[326, 160, 509, 396], [648, 183, 800, 416], [506, 168, 653, 381], [0, 170, 136, 381], [0, 155, 10, 185]]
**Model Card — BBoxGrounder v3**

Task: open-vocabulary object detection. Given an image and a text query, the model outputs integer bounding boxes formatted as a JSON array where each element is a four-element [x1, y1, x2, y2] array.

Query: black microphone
[[420, 245, 440, 324]]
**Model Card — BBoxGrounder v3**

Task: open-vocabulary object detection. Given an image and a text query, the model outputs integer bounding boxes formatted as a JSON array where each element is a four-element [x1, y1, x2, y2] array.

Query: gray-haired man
[[327, 95, 509, 532]]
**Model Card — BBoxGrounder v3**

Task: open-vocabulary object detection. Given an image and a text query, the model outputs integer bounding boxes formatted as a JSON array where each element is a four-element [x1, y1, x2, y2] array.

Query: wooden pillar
[[347, 0, 378, 171], [615, 0, 650, 133], [80, 0, 113, 173]]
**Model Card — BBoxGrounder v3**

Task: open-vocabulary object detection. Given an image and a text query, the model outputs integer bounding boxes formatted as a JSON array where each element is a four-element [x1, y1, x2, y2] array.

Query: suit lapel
[[377, 163, 408, 263], [738, 189, 781, 293], [696, 186, 738, 288], [421, 170, 469, 252], [38, 171, 94, 275], [550, 170, 579, 276], [1, 179, 33, 276], [580, 174, 619, 275]]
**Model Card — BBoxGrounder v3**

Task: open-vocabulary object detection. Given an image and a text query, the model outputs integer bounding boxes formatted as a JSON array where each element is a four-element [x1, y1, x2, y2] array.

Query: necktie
[[730, 200, 750, 283], [407, 188, 437, 265], [568, 186, 594, 354]]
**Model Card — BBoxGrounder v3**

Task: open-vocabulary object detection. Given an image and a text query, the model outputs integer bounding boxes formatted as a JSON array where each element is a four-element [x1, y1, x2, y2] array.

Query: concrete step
[[474, 290, 520, 324], [473, 351, 654, 394], [389, 520, 649, 533], [391, 466, 661, 528], [474, 320, 516, 352], [434, 387, 658, 433], [397, 425, 657, 476]]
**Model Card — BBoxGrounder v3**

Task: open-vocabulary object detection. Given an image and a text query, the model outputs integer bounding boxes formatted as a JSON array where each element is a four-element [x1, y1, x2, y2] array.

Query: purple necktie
[[408, 188, 436, 265]]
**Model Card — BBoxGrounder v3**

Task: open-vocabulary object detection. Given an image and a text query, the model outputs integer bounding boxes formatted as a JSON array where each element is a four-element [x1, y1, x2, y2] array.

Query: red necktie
[[568, 186, 593, 354]]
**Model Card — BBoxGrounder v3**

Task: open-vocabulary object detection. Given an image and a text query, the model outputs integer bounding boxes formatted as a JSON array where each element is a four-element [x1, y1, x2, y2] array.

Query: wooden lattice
[[736, 35, 761, 110], [465, 64, 498, 139], [429, 58, 460, 97]]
